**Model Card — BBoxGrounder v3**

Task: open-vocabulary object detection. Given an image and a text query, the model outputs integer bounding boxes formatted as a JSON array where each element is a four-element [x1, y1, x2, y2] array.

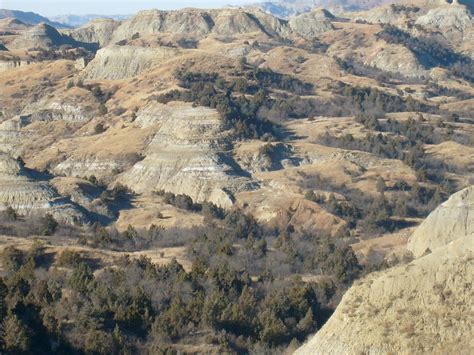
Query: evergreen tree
[[69, 262, 94, 293], [1, 315, 31, 352]]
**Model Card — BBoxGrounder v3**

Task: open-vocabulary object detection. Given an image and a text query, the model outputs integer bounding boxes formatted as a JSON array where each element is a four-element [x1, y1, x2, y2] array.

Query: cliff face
[[296, 186, 474, 354]]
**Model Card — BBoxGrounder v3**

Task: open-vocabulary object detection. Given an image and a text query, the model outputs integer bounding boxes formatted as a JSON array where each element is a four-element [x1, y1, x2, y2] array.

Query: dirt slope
[[296, 186, 474, 354]]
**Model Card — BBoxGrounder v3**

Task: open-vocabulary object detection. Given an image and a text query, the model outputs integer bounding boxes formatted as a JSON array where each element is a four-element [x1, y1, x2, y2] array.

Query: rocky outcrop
[[415, 2, 473, 43], [0, 115, 87, 224], [364, 43, 428, 77], [0, 132, 22, 156], [235, 142, 298, 173], [295, 235, 474, 354], [83, 44, 180, 80], [21, 87, 102, 122], [353, 4, 423, 25], [118, 102, 255, 207], [67, 18, 120, 47], [50, 177, 113, 222], [20, 104, 95, 123], [0, 153, 86, 224], [353, 1, 473, 33], [0, 153, 55, 210], [211, 9, 287, 37], [296, 186, 474, 354], [416, 3, 472, 31], [288, 9, 335, 39], [52, 157, 128, 181], [110, 9, 214, 41], [407, 185, 474, 257]]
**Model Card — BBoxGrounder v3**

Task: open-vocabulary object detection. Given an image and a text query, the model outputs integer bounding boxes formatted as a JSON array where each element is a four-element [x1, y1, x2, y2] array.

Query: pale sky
[[0, 0, 255, 16]]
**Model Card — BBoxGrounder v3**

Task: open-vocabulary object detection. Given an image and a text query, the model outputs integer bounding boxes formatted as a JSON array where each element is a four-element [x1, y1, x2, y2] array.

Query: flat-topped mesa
[[0, 153, 86, 224], [117, 102, 256, 208]]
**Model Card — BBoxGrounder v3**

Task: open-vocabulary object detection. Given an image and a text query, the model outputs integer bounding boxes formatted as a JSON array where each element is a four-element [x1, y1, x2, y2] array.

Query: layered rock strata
[[118, 102, 255, 207], [0, 153, 86, 224]]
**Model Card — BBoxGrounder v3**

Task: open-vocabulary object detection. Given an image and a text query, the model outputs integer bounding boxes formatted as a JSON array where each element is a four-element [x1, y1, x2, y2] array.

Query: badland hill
[[0, 1, 472, 353]]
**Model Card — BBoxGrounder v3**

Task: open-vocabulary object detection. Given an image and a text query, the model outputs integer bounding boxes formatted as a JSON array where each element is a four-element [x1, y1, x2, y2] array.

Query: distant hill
[[49, 14, 130, 28], [9, 22, 75, 49], [248, 0, 397, 17], [0, 9, 70, 28], [0, 17, 31, 30], [8, 22, 98, 51], [250, 0, 473, 17]]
